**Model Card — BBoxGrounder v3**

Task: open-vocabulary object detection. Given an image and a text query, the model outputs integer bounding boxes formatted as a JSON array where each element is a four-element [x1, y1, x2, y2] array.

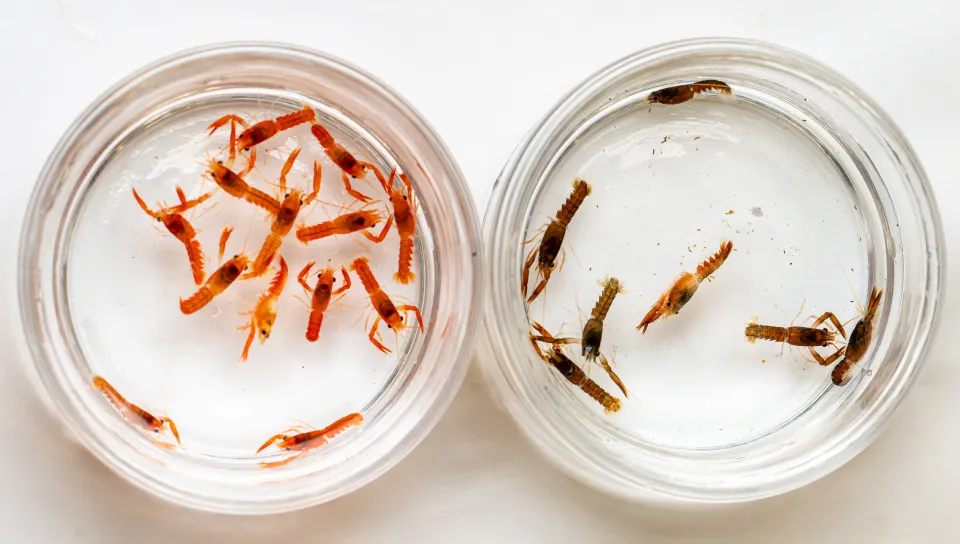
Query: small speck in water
[[726, 210, 735, 215], [751, 206, 763, 217]]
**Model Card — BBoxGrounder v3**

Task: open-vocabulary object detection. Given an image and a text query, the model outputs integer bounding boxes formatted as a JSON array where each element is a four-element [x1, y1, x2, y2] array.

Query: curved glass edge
[[479, 37, 946, 503], [18, 41, 484, 514]]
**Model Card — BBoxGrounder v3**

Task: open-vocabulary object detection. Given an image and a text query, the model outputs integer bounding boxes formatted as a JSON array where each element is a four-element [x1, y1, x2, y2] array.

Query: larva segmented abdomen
[[580, 379, 621, 413], [276, 107, 316, 131], [184, 239, 205, 285], [180, 287, 213, 315], [394, 236, 415, 284], [306, 311, 323, 342]]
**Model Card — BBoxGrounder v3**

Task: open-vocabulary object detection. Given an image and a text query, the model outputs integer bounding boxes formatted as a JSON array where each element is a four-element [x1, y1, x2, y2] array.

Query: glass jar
[[18, 42, 482, 514], [481, 38, 945, 502]]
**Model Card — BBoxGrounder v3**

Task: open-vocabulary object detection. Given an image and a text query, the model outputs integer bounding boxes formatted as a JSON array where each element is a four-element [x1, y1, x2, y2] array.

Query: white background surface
[[2, 1, 958, 541]]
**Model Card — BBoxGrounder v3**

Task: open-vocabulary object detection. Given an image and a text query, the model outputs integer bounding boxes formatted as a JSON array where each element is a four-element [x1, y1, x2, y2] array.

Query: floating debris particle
[[726, 210, 735, 215], [751, 206, 763, 217]]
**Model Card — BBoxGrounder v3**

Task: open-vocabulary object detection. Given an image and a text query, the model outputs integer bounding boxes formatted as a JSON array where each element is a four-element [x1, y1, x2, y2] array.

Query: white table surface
[[2, 1, 958, 542]]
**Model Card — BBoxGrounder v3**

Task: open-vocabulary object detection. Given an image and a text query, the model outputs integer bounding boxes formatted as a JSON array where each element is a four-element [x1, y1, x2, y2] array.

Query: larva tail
[[306, 311, 323, 342], [394, 236, 415, 284], [696, 241, 733, 282], [276, 106, 316, 130], [179, 287, 212, 315], [185, 239, 205, 285]]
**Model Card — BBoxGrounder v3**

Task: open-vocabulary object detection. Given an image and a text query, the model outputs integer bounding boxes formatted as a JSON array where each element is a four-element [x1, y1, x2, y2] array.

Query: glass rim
[[481, 37, 946, 502], [18, 41, 484, 514]]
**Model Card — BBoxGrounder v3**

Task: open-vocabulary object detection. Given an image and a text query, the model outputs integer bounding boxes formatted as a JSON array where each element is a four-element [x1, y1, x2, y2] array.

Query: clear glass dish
[[18, 42, 481, 514], [481, 38, 945, 502]]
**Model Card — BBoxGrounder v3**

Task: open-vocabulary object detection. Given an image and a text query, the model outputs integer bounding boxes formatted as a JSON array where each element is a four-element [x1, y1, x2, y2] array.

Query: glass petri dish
[[18, 42, 481, 514], [481, 38, 945, 502]]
